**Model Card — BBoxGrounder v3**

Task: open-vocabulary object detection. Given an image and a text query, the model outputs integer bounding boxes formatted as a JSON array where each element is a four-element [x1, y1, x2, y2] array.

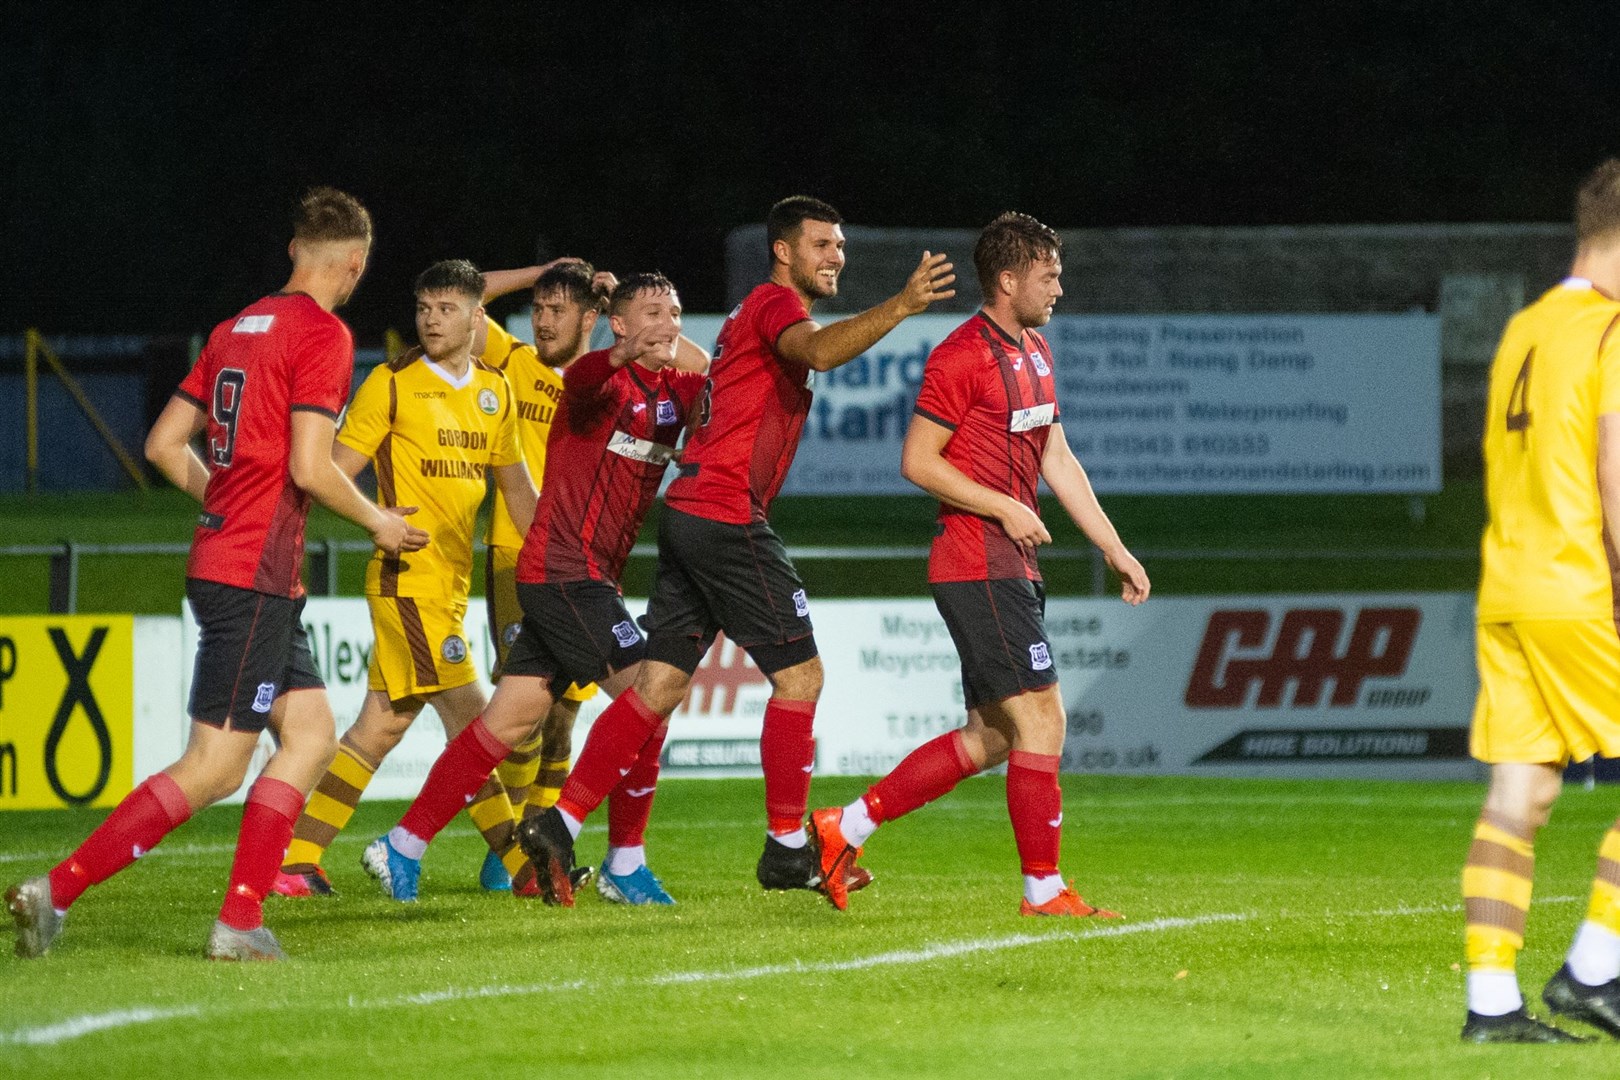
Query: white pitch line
[[0, 896, 1590, 1048], [3, 910, 1247, 1047], [5, 1006, 203, 1047]]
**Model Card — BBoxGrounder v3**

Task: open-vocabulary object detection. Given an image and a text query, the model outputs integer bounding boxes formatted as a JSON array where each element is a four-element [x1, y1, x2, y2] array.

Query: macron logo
[[232, 315, 275, 334]]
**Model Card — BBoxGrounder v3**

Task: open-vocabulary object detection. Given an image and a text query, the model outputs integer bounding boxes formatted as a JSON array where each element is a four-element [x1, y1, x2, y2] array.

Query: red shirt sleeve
[[913, 341, 980, 431], [176, 345, 212, 407], [755, 286, 810, 351], [563, 348, 617, 396], [289, 318, 354, 418]]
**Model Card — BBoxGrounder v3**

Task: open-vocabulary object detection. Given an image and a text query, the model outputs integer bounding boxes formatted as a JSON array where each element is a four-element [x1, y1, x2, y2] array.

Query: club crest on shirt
[[611, 620, 641, 648], [656, 398, 677, 425], [441, 635, 467, 663], [252, 681, 277, 713], [1029, 643, 1053, 671], [477, 388, 500, 415], [502, 622, 523, 647], [792, 589, 809, 618], [1030, 349, 1051, 377]]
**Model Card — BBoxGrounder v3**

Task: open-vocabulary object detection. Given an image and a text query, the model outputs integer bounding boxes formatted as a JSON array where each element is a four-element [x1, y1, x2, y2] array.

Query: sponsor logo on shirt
[[1029, 643, 1053, 671], [252, 681, 277, 713], [477, 388, 500, 415], [611, 620, 641, 648], [232, 315, 275, 334], [1009, 403, 1055, 433], [607, 430, 676, 465], [792, 589, 809, 618], [441, 635, 467, 663], [656, 398, 677, 425], [1030, 349, 1051, 377]]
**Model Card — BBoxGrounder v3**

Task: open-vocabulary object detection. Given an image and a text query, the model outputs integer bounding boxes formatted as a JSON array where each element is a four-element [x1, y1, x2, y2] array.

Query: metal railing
[[0, 540, 1478, 614]]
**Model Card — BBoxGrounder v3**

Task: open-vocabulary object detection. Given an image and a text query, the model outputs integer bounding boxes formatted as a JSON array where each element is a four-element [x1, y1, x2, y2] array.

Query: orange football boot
[[1019, 883, 1121, 918]]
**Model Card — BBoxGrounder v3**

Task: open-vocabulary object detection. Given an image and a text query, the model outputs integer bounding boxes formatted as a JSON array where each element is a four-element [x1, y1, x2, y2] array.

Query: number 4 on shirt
[[1505, 349, 1532, 434]]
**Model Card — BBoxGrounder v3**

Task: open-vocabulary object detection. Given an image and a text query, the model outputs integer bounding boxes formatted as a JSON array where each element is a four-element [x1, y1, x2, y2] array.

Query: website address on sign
[[1085, 459, 1434, 489]]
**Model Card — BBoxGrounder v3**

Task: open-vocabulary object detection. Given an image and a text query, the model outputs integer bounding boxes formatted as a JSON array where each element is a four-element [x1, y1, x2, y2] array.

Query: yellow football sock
[[528, 755, 570, 813], [467, 772, 518, 857], [496, 731, 544, 823], [284, 736, 376, 871], [1463, 811, 1536, 972], [1587, 822, 1620, 933]]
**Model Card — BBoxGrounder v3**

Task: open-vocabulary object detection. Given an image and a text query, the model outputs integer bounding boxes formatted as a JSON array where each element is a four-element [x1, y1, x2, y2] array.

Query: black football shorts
[[186, 578, 324, 733], [503, 580, 647, 697], [931, 577, 1058, 710]]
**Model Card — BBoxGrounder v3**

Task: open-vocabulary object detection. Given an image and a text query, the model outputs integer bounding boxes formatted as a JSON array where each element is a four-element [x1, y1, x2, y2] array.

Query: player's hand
[[898, 251, 956, 316], [372, 505, 430, 554], [609, 321, 679, 370], [997, 497, 1051, 551], [593, 271, 619, 296], [1106, 547, 1150, 606]]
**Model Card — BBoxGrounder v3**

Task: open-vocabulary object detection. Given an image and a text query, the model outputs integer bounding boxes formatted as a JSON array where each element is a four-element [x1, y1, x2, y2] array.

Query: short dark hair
[[609, 271, 676, 316], [1576, 160, 1620, 246], [293, 186, 373, 244], [413, 259, 484, 303], [767, 196, 843, 256], [974, 212, 1062, 297], [535, 259, 607, 314]]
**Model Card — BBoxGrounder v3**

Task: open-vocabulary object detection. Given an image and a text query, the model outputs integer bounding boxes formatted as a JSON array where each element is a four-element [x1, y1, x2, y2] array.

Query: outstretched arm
[[144, 396, 211, 502], [1040, 422, 1148, 604], [776, 252, 956, 373]]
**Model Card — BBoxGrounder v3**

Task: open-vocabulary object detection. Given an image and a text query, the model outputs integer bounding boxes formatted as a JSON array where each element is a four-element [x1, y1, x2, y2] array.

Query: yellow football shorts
[[1471, 619, 1620, 765], [485, 544, 597, 702], [367, 595, 478, 700]]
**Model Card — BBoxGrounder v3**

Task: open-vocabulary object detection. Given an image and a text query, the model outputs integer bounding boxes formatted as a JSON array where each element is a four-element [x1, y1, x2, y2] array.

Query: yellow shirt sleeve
[[1599, 321, 1620, 416], [490, 372, 522, 468], [479, 316, 522, 371], [337, 364, 393, 459]]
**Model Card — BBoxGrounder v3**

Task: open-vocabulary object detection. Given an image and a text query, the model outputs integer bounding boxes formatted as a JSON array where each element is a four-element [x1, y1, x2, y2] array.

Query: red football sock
[[557, 688, 665, 823], [608, 721, 669, 848], [218, 776, 304, 931], [48, 772, 192, 910], [863, 728, 977, 825], [398, 716, 510, 843], [762, 697, 817, 834], [1006, 750, 1062, 876]]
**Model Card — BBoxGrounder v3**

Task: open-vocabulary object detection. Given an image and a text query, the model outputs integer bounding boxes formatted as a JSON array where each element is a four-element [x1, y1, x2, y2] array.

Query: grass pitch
[[4, 775, 1619, 1077]]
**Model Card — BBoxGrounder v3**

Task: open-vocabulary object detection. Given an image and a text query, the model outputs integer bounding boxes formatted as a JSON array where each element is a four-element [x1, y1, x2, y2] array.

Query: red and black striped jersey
[[176, 292, 354, 597], [517, 348, 705, 585], [913, 312, 1059, 583], [663, 282, 812, 525]]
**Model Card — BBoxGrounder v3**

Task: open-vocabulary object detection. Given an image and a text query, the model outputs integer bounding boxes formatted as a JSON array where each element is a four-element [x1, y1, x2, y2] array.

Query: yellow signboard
[[0, 616, 134, 810]]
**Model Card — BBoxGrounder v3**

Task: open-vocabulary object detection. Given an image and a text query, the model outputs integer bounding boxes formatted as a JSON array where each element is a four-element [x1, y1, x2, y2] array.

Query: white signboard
[[170, 591, 1481, 801], [675, 312, 1440, 496]]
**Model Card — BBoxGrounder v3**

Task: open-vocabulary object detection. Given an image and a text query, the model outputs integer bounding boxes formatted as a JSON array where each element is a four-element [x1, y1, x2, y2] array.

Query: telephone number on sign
[[1183, 433, 1271, 457]]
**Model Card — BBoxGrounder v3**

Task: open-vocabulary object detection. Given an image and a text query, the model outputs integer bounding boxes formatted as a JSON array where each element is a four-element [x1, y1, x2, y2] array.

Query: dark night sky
[[3, 1, 1616, 337]]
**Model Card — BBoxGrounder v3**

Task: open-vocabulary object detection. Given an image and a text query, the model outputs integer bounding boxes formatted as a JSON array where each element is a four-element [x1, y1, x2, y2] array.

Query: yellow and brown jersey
[[1479, 281, 1620, 622], [339, 349, 521, 600], [478, 316, 564, 550]]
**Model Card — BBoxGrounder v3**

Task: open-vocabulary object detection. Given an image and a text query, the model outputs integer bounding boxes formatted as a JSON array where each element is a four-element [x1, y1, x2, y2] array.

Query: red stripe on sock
[[219, 777, 305, 931], [865, 729, 976, 825], [1006, 753, 1063, 876], [558, 688, 666, 820], [48, 773, 193, 909], [398, 716, 511, 844], [762, 698, 816, 824], [608, 722, 668, 848]]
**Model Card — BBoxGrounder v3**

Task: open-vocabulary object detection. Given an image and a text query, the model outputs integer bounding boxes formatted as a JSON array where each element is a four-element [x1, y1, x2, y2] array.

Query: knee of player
[[767, 655, 823, 702], [635, 661, 695, 716]]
